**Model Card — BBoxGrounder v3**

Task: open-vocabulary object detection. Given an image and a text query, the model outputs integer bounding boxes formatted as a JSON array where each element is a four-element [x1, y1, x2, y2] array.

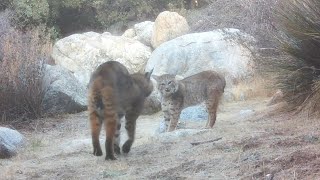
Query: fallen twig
[[191, 137, 222, 146]]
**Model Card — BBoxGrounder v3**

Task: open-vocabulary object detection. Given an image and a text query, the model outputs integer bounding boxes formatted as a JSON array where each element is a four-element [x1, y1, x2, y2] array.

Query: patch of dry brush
[[187, 0, 320, 115], [0, 11, 52, 123], [275, 0, 320, 113]]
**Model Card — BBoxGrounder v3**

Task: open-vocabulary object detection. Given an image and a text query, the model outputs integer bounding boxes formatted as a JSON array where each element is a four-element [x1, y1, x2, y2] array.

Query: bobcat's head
[[154, 74, 180, 97], [131, 69, 154, 97]]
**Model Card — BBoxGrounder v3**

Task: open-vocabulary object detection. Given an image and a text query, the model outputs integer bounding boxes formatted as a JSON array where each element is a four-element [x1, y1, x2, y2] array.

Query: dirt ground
[[1, 98, 320, 180]]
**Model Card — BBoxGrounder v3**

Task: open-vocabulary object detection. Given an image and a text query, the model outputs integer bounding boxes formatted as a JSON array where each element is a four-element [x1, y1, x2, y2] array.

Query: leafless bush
[[0, 12, 52, 123], [184, 0, 282, 89], [185, 0, 320, 114], [186, 0, 278, 47], [183, 0, 281, 97]]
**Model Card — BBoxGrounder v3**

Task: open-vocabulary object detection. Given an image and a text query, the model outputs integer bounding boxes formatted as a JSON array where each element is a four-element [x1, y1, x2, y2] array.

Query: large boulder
[[52, 32, 152, 87], [122, 28, 136, 38], [145, 28, 256, 88], [0, 127, 25, 159], [133, 21, 154, 47], [42, 64, 87, 115], [141, 79, 161, 115], [142, 94, 161, 115], [180, 103, 208, 121], [151, 11, 189, 49]]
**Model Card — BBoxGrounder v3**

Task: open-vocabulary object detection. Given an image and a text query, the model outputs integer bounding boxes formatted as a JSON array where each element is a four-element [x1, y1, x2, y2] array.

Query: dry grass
[[3, 99, 320, 179], [186, 0, 278, 48], [0, 11, 52, 124], [229, 75, 275, 101], [186, 0, 320, 115], [274, 0, 320, 111], [298, 80, 320, 117], [185, 0, 281, 100]]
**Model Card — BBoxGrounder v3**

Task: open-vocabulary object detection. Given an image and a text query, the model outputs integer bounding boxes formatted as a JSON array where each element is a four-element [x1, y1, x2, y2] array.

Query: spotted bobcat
[[88, 61, 153, 160], [154, 71, 226, 131]]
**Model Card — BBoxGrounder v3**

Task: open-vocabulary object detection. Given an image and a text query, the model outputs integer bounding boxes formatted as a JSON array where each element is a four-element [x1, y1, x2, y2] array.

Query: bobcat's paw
[[105, 154, 117, 160], [93, 147, 103, 156], [114, 144, 121, 154], [122, 140, 133, 153], [202, 126, 212, 129]]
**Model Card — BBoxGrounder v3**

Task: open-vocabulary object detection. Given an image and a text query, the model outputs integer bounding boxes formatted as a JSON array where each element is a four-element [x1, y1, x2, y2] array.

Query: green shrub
[[11, 0, 49, 30], [8, 0, 190, 36], [0, 0, 11, 10], [95, 0, 185, 29], [47, 0, 101, 35]]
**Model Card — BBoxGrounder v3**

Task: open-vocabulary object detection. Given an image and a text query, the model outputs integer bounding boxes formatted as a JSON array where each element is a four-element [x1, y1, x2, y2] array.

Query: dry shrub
[[185, 0, 281, 98], [274, 0, 320, 111], [230, 75, 275, 101], [187, 0, 320, 114], [309, 81, 320, 116], [186, 0, 278, 48], [0, 13, 52, 123], [301, 81, 320, 117]]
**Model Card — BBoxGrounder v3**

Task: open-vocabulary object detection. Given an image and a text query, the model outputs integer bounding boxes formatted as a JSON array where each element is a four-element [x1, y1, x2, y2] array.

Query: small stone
[[265, 173, 274, 180], [16, 170, 23, 174], [239, 109, 255, 117], [0, 127, 25, 159]]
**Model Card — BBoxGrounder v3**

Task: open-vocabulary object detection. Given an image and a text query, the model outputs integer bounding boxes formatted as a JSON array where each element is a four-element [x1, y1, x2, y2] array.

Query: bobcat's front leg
[[167, 101, 182, 132], [122, 111, 140, 154], [168, 114, 180, 132], [162, 109, 171, 132]]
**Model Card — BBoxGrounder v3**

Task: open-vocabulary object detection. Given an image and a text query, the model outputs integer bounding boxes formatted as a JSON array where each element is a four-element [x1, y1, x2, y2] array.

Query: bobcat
[[88, 61, 153, 160], [154, 71, 226, 132]]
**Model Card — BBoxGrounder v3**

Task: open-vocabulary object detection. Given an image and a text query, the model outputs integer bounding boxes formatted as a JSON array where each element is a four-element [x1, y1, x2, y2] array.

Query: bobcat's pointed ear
[[152, 75, 159, 82], [145, 68, 154, 80]]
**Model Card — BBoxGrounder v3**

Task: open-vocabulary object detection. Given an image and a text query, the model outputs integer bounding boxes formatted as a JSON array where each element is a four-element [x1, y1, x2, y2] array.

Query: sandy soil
[[1, 98, 320, 180]]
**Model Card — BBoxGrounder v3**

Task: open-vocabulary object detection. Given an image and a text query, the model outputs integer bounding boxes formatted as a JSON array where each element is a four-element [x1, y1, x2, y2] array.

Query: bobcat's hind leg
[[104, 114, 117, 160], [205, 90, 222, 128], [102, 87, 117, 160], [89, 110, 103, 156], [114, 113, 123, 155]]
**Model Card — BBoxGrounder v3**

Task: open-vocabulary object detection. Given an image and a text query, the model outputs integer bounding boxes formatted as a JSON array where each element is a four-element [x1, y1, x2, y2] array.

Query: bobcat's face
[[155, 74, 179, 97]]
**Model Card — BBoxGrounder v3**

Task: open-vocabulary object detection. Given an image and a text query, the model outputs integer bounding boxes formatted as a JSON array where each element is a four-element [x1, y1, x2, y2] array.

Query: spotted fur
[[154, 71, 226, 131]]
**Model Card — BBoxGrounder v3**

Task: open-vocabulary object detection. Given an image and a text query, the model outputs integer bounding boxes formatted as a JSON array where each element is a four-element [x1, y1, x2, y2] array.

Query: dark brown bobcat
[[154, 71, 226, 132], [88, 61, 153, 160]]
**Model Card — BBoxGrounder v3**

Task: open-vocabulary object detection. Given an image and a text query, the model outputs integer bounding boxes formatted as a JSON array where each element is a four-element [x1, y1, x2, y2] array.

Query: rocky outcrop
[[151, 11, 189, 48], [133, 21, 154, 47], [0, 127, 25, 159], [146, 28, 256, 88], [142, 93, 161, 115], [52, 32, 152, 87], [122, 28, 136, 38], [42, 64, 87, 115], [49, 19, 257, 116], [140, 78, 161, 115]]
